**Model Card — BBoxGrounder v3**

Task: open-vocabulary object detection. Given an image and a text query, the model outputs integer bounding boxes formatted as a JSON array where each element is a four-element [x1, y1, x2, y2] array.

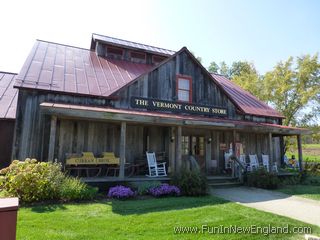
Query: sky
[[0, 0, 319, 74]]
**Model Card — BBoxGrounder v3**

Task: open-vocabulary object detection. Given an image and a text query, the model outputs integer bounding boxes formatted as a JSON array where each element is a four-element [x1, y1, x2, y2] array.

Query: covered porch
[[41, 102, 307, 181]]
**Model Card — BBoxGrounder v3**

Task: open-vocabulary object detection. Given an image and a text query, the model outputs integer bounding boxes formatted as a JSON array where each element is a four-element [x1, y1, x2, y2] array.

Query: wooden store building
[[0, 33, 307, 181]]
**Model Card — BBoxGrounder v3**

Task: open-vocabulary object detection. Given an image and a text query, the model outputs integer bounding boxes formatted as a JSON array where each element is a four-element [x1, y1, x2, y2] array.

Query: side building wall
[[0, 120, 15, 168]]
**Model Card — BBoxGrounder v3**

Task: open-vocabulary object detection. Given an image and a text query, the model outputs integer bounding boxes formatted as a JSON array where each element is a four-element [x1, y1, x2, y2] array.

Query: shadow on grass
[[107, 195, 229, 216], [278, 184, 320, 200], [31, 204, 67, 213]]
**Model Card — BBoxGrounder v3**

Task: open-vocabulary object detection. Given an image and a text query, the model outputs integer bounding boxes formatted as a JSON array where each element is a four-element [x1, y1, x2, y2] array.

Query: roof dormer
[[91, 33, 174, 65]]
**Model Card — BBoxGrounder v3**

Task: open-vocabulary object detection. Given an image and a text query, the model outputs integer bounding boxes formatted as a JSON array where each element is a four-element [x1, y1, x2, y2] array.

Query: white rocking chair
[[224, 152, 232, 170], [248, 154, 259, 172], [262, 154, 279, 173], [239, 154, 250, 171], [262, 154, 270, 172], [146, 152, 167, 177]]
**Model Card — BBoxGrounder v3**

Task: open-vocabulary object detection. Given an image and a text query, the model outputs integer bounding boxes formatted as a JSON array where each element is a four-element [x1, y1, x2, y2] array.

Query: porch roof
[[40, 102, 308, 136]]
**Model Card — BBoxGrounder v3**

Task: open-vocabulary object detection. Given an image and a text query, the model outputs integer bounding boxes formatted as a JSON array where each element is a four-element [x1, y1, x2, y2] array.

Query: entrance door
[[181, 135, 205, 171]]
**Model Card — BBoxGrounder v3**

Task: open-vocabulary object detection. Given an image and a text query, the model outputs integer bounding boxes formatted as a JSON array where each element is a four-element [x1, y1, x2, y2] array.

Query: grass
[[277, 185, 320, 201], [17, 196, 320, 240], [287, 143, 320, 162]]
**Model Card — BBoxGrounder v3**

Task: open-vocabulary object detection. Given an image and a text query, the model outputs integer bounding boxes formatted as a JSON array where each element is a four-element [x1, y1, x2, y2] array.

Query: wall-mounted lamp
[[170, 136, 175, 142], [207, 137, 212, 144]]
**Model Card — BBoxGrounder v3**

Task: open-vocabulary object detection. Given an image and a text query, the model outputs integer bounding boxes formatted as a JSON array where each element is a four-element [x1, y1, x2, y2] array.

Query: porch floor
[[81, 175, 236, 183]]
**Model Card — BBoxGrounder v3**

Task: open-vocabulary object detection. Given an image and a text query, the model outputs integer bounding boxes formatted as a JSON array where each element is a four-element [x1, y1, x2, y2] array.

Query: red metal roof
[[15, 40, 153, 97], [211, 74, 284, 118], [15, 39, 283, 119], [40, 102, 305, 134], [0, 72, 18, 119], [91, 33, 176, 56]]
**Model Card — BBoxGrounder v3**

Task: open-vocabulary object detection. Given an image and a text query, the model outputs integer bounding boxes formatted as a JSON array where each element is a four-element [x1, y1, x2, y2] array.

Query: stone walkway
[[211, 186, 320, 226]]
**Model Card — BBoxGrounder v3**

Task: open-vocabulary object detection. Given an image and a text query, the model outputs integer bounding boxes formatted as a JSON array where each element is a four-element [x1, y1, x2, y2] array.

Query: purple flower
[[148, 184, 180, 197], [107, 185, 135, 199]]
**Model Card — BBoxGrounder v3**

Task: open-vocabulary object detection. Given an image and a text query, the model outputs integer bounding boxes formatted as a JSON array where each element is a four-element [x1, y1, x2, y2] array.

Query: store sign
[[131, 97, 227, 116]]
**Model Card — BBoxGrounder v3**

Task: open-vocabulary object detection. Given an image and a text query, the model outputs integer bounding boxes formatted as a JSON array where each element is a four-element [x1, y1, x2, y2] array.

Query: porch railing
[[229, 155, 246, 183]]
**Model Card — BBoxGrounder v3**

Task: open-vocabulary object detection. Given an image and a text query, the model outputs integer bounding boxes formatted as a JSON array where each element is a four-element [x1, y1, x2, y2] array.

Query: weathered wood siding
[[113, 51, 241, 120], [55, 121, 168, 164], [12, 90, 111, 161], [56, 119, 120, 163], [0, 120, 15, 168], [209, 130, 272, 170], [12, 89, 170, 163]]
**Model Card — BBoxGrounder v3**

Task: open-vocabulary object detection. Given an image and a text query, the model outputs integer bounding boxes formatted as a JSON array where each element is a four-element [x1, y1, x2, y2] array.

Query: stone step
[[207, 177, 238, 184]]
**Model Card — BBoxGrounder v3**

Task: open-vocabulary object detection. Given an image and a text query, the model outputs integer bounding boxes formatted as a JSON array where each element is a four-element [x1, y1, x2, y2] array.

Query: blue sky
[[0, 0, 319, 74]]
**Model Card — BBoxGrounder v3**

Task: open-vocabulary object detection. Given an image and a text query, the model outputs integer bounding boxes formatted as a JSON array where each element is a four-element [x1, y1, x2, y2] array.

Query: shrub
[[133, 181, 162, 195], [0, 159, 97, 203], [59, 177, 98, 201], [148, 184, 180, 197], [279, 175, 301, 186], [0, 159, 64, 202], [304, 162, 320, 176], [107, 185, 135, 200], [302, 175, 320, 185], [246, 168, 279, 189], [171, 169, 208, 196]]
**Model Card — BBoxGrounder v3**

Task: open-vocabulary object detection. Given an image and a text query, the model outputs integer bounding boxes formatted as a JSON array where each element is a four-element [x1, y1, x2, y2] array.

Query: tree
[[208, 60, 263, 100], [230, 61, 263, 99], [207, 55, 320, 126], [219, 61, 230, 77], [190, 51, 202, 63], [208, 61, 219, 73], [263, 54, 320, 126]]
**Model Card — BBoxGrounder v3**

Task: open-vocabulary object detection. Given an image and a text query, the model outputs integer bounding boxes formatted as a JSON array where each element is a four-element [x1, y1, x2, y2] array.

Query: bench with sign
[[65, 152, 120, 177]]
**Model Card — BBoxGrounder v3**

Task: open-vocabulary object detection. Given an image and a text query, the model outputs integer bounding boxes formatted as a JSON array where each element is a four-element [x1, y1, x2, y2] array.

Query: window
[[130, 51, 146, 64], [182, 136, 190, 155], [106, 46, 124, 60], [152, 55, 166, 65], [177, 75, 192, 102]]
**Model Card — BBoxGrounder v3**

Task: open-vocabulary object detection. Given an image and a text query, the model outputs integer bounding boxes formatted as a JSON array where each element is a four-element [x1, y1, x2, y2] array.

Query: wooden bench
[[65, 152, 120, 177]]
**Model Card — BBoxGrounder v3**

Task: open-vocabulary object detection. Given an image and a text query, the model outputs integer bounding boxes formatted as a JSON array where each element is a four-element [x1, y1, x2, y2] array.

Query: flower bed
[[148, 184, 180, 197], [107, 186, 135, 200]]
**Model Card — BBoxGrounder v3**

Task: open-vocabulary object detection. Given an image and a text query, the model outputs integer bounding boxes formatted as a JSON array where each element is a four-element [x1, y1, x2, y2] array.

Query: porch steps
[[207, 176, 242, 188]]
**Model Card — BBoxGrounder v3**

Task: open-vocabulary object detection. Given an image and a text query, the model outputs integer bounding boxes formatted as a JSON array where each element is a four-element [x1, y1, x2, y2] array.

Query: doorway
[[181, 135, 205, 171]]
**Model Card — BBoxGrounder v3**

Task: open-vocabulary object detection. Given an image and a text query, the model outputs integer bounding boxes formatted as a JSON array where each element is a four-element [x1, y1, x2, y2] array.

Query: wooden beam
[[279, 136, 285, 166], [176, 126, 182, 171], [297, 134, 303, 172], [40, 103, 309, 135], [48, 115, 57, 162], [169, 127, 176, 174], [183, 120, 234, 128], [119, 122, 126, 178], [269, 132, 273, 165]]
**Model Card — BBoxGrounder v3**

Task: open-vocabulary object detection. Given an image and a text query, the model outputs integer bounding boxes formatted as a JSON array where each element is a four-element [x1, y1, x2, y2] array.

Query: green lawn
[[287, 143, 320, 162], [277, 185, 320, 201], [17, 196, 320, 239]]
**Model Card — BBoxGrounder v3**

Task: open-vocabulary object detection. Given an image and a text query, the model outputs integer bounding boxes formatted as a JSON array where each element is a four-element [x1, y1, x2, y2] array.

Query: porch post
[[297, 134, 303, 172], [205, 132, 212, 175], [232, 130, 237, 154], [48, 115, 57, 162], [176, 126, 182, 171], [169, 127, 176, 174], [231, 130, 237, 177], [119, 122, 126, 178], [268, 132, 273, 166]]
